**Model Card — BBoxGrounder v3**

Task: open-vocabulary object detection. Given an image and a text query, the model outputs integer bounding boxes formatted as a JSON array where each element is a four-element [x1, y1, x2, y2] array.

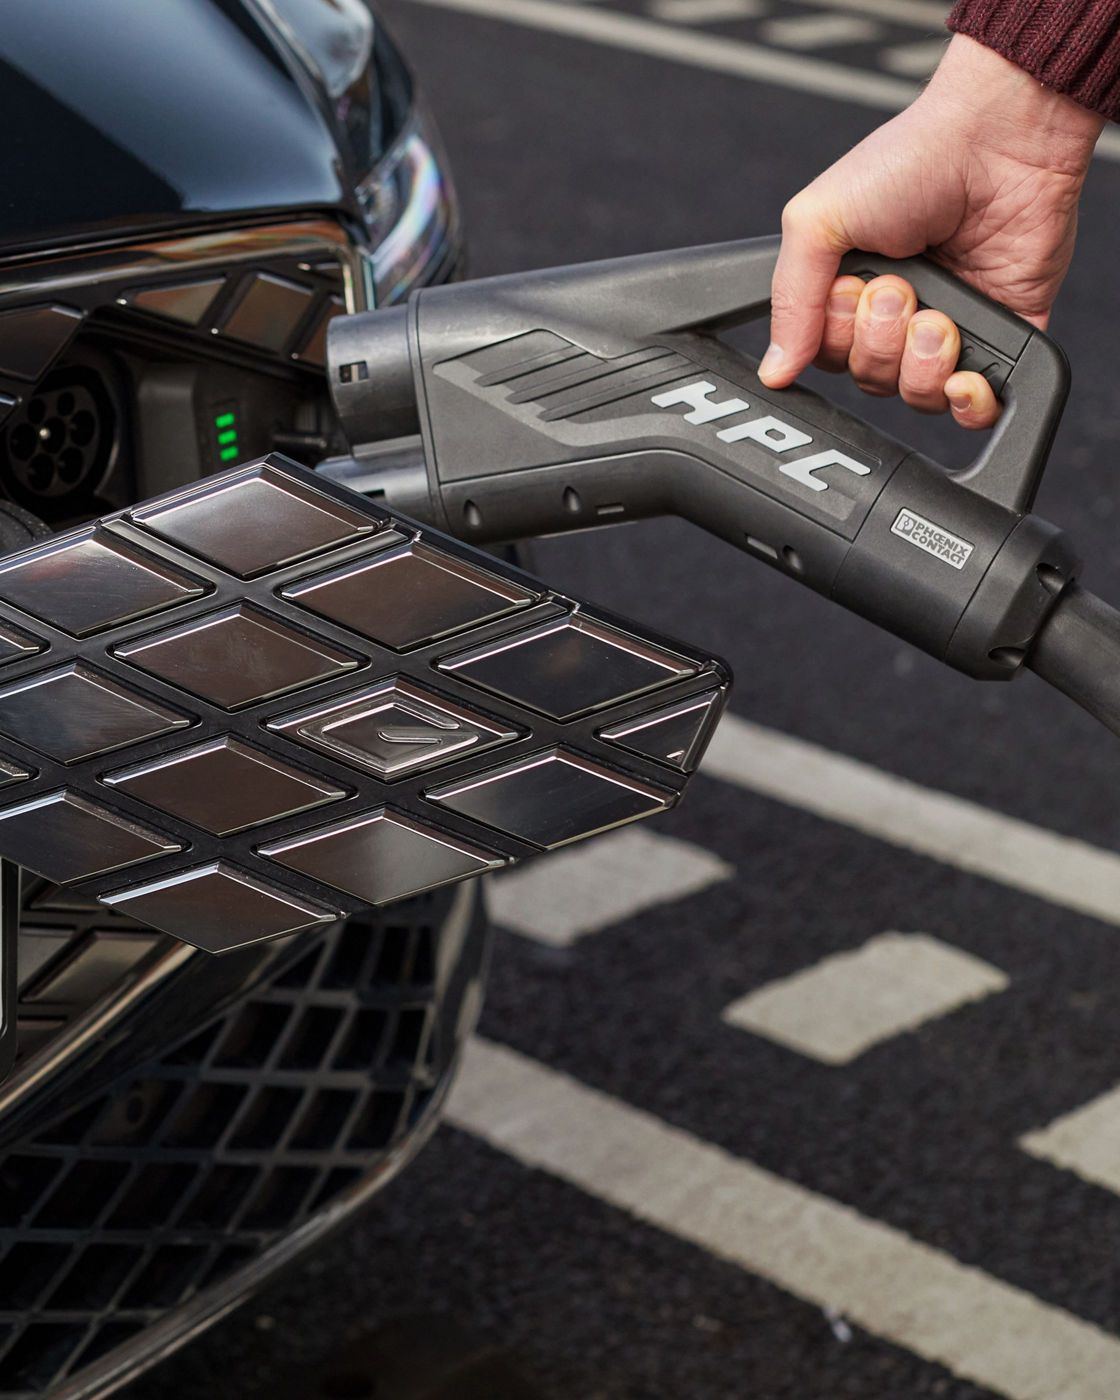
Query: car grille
[[0, 217, 369, 1072], [0, 885, 486, 1399]]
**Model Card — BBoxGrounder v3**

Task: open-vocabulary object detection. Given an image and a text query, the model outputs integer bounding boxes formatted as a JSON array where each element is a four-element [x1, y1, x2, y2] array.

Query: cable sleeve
[[1027, 582, 1120, 736]]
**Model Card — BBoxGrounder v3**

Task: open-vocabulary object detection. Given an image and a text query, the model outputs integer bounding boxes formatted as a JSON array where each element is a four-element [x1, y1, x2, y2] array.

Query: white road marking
[[403, 0, 1120, 163], [487, 826, 733, 947], [649, 0, 766, 21], [880, 36, 949, 75], [702, 712, 1120, 928], [404, 0, 920, 111], [1021, 1085, 1120, 1196], [761, 13, 883, 48], [722, 931, 1008, 1063], [449, 1037, 1120, 1400], [793, 0, 949, 26]]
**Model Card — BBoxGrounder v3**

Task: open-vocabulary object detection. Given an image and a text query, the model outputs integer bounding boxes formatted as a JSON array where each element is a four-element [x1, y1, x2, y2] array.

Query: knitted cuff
[[948, 0, 1120, 122]]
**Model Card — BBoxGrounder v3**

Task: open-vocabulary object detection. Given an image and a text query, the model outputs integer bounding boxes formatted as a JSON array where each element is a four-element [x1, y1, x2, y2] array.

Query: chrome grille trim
[[0, 220, 365, 315]]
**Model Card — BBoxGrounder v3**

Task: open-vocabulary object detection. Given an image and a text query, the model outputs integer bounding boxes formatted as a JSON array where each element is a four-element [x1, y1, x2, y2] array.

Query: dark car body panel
[[0, 0, 355, 254], [0, 3, 472, 1394]]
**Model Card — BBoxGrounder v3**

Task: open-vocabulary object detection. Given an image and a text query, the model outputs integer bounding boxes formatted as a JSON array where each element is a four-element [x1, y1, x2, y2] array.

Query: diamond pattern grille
[[0, 456, 728, 953], [0, 894, 471, 1398]]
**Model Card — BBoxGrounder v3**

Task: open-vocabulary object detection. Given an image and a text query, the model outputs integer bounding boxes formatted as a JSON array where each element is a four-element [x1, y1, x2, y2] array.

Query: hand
[[760, 33, 1105, 428]]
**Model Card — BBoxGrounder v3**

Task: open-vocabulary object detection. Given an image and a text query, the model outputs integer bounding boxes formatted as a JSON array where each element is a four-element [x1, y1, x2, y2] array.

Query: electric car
[[0, 4, 478, 1395]]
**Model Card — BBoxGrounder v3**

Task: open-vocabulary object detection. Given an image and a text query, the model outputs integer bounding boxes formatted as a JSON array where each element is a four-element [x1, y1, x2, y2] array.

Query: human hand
[[761, 33, 1105, 428]]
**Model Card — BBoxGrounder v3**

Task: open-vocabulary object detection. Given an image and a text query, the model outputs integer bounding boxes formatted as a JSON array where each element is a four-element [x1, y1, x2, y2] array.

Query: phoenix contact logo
[[650, 379, 873, 494], [890, 509, 974, 570]]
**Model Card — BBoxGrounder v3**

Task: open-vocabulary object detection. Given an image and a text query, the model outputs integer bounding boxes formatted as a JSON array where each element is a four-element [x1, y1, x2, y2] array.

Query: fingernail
[[827, 290, 859, 318], [869, 287, 906, 321], [759, 343, 785, 379], [911, 321, 946, 358], [948, 390, 972, 412]]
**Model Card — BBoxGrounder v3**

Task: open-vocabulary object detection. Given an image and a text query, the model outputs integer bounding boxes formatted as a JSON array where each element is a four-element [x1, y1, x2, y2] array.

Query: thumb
[[760, 205, 848, 388]]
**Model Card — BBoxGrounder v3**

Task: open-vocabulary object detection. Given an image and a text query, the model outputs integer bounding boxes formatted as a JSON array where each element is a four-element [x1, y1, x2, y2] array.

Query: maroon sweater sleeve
[[947, 0, 1120, 120]]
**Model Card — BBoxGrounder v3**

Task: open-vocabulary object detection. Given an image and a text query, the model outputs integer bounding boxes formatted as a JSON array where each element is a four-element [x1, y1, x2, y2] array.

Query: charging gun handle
[[596, 237, 1069, 515], [324, 237, 1083, 689]]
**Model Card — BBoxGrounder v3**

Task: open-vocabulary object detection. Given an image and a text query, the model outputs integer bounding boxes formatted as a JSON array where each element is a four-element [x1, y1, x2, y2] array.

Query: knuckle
[[899, 359, 946, 397], [851, 344, 902, 378], [780, 194, 815, 234], [860, 327, 907, 357]]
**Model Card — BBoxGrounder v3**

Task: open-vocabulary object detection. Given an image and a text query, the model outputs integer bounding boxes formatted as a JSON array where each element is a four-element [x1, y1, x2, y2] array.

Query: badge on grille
[[0, 456, 730, 954]]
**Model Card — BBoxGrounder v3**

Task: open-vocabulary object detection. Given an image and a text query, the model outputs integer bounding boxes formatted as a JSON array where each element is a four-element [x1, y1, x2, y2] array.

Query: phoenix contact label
[[890, 508, 974, 570]]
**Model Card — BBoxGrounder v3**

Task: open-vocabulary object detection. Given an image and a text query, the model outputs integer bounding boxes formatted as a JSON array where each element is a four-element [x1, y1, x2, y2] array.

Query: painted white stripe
[[450, 1037, 1120, 1400], [403, 0, 1120, 164], [1092, 126, 1120, 160], [487, 826, 733, 946], [793, 0, 949, 26], [649, 0, 766, 22], [880, 37, 950, 76], [761, 14, 883, 48], [722, 931, 1009, 1063], [701, 712, 1120, 928], [1021, 1085, 1120, 1196], [404, 0, 921, 112]]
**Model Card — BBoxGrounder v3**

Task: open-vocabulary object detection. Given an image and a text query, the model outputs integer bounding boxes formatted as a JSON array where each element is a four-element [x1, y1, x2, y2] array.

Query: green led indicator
[[213, 406, 240, 463]]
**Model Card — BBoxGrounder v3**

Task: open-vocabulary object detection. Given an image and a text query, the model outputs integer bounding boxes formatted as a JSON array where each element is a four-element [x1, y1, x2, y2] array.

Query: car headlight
[[252, 0, 460, 307], [357, 106, 458, 306]]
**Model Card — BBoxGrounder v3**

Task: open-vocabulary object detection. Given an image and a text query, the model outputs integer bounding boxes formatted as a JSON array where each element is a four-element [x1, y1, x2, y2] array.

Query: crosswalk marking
[[648, 0, 766, 21], [760, 13, 882, 48], [701, 713, 1120, 929], [487, 826, 733, 946], [1021, 1086, 1120, 1196], [880, 36, 948, 75], [722, 931, 1009, 1063], [450, 1037, 1120, 1400]]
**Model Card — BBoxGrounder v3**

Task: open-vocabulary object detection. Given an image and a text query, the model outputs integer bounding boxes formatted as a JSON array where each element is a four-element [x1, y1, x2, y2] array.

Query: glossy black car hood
[[0, 0, 350, 255]]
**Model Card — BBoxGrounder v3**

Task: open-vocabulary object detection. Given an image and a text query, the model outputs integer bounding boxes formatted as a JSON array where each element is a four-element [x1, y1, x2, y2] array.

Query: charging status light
[[214, 409, 240, 463]]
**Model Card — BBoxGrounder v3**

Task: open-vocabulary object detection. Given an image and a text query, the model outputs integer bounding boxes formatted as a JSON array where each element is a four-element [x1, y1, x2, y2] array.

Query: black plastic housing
[[326, 236, 1080, 683]]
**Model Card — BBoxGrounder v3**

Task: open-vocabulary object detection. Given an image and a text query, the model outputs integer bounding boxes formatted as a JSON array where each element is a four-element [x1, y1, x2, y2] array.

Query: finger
[[848, 275, 917, 397], [813, 276, 865, 373], [761, 197, 847, 388], [945, 370, 1003, 429], [898, 311, 960, 413]]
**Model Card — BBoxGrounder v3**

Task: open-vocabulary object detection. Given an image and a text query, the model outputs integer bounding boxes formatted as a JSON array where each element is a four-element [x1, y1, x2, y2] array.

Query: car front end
[[0, 4, 478, 1395]]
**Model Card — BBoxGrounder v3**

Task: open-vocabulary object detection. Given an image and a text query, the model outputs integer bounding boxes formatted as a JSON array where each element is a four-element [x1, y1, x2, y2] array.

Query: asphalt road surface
[[126, 2, 1120, 1397]]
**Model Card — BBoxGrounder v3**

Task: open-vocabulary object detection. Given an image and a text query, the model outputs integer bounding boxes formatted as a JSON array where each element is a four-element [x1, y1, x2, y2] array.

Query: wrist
[[923, 34, 1105, 175]]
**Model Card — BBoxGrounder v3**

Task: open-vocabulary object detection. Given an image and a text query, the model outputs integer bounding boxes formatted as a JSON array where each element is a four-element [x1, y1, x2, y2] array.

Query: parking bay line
[[791, 0, 949, 26], [405, 0, 919, 109], [487, 826, 734, 947], [702, 712, 1120, 928], [722, 930, 1010, 1063], [450, 1037, 1120, 1400], [759, 13, 885, 49], [402, 0, 1120, 162]]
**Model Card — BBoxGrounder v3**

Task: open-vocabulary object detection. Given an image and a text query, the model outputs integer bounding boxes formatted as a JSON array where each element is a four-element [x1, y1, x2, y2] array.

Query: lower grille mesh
[[0, 896, 468, 1397]]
